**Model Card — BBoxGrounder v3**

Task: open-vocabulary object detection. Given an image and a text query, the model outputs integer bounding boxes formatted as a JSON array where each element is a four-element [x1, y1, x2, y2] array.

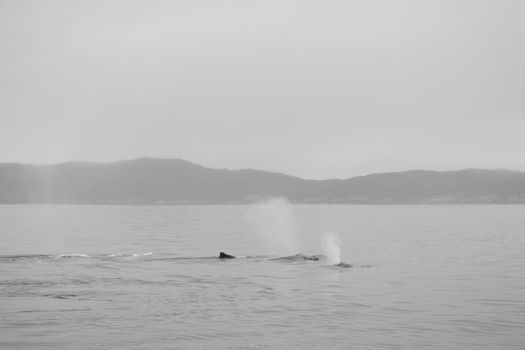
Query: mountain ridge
[[0, 158, 524, 204]]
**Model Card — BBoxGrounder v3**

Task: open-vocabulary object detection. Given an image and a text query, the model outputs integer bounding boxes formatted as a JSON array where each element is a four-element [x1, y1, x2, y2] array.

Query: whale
[[219, 252, 236, 259], [271, 253, 322, 261], [217, 252, 359, 268], [218, 252, 322, 261]]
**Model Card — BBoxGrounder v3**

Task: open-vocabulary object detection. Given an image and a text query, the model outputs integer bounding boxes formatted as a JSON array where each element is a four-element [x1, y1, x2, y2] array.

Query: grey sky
[[1, 0, 524, 179]]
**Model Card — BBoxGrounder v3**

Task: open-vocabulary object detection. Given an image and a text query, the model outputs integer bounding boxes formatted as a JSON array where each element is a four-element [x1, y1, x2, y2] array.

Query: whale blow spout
[[219, 252, 236, 259]]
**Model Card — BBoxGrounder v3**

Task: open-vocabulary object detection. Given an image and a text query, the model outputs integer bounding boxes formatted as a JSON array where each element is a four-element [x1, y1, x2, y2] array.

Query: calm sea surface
[[1, 204, 524, 349]]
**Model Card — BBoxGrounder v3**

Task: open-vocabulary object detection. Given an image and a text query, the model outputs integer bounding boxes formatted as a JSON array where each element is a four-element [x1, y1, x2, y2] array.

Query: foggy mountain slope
[[0, 158, 313, 203], [313, 169, 525, 203], [0, 158, 524, 204]]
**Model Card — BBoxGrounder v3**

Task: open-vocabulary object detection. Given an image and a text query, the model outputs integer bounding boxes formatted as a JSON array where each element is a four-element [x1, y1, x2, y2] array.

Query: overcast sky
[[1, 0, 524, 179]]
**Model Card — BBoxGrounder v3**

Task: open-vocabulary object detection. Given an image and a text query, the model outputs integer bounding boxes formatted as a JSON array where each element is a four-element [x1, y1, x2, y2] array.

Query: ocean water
[[1, 203, 524, 349]]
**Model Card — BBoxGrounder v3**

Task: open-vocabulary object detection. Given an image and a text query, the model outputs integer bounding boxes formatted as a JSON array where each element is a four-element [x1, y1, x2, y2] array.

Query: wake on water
[[0, 252, 154, 262], [0, 197, 363, 268], [0, 252, 361, 268]]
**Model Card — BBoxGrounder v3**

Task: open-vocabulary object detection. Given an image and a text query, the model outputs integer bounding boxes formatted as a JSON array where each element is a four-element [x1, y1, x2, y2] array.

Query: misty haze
[[1, 1, 524, 349]]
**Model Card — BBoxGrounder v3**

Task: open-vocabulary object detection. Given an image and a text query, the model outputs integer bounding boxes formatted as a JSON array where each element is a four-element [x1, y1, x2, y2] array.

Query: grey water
[[1, 204, 524, 349]]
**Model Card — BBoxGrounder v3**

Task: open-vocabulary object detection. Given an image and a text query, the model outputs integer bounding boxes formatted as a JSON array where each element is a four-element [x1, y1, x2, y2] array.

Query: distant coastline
[[1, 158, 524, 204]]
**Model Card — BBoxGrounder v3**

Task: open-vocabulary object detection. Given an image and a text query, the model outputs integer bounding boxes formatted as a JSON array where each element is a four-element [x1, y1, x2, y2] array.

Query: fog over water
[[1, 0, 525, 178]]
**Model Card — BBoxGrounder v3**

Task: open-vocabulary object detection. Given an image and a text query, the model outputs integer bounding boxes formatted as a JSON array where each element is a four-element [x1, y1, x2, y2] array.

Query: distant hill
[[0, 158, 524, 204]]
